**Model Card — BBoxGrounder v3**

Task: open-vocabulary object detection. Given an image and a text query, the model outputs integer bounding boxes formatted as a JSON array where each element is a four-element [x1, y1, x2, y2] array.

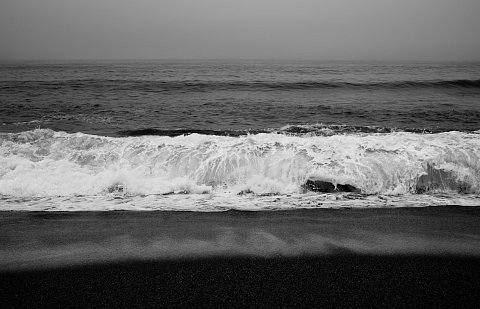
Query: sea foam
[[1, 129, 479, 210]]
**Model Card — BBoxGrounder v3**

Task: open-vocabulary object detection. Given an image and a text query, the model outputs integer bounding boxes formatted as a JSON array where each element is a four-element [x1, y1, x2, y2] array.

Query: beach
[[3, 255, 480, 308], [1, 60, 480, 307], [2, 0, 480, 306], [1, 207, 480, 307]]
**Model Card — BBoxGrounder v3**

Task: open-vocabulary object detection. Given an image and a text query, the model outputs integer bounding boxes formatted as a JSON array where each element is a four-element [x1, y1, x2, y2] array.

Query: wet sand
[[1, 207, 480, 307]]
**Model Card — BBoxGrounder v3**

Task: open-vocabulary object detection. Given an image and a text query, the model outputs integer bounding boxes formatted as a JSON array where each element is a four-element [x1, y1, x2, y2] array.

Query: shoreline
[[2, 207, 480, 307], [2, 206, 480, 270]]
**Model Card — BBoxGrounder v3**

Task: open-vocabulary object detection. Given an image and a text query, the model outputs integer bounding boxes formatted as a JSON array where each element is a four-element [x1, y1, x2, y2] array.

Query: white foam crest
[[1, 129, 480, 199]]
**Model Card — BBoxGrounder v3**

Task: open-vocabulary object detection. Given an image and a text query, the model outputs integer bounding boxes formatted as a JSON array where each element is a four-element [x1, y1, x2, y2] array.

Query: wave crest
[[2, 79, 480, 93], [1, 129, 479, 198]]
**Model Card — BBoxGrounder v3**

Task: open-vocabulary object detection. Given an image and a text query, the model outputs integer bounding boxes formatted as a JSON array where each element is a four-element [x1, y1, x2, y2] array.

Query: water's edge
[[2, 206, 480, 270]]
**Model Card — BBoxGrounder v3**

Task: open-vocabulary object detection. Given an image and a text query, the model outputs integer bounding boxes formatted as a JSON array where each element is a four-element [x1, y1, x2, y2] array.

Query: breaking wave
[[1, 129, 479, 203]]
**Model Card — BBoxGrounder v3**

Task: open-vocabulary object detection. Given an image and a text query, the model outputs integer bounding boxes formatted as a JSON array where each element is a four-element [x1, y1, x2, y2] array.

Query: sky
[[1, 0, 479, 61]]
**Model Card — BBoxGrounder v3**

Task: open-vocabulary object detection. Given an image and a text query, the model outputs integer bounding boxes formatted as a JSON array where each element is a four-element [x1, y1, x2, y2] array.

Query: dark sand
[[2, 255, 480, 308], [1, 207, 480, 307]]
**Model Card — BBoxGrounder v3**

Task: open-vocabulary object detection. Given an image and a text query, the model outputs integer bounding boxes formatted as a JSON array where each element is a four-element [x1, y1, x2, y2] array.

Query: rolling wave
[[118, 125, 438, 138], [118, 128, 266, 137], [2, 79, 480, 93], [1, 129, 479, 203]]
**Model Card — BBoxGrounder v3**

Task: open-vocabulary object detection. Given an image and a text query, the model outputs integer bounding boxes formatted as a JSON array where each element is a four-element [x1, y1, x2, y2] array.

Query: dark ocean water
[[1, 60, 480, 211], [2, 60, 480, 135]]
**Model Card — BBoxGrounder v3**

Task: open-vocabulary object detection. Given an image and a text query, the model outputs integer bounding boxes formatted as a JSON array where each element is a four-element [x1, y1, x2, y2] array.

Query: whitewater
[[1, 128, 479, 211]]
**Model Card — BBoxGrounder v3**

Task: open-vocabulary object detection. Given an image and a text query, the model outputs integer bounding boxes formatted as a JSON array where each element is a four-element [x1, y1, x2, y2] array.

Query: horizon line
[[1, 57, 480, 63]]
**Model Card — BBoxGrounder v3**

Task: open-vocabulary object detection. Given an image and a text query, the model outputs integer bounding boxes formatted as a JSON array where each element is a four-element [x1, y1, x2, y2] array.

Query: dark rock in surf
[[303, 180, 360, 193], [107, 183, 124, 193]]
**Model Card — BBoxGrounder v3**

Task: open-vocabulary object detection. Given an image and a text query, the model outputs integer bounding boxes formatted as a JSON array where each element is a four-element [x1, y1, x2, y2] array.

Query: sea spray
[[1, 129, 479, 200]]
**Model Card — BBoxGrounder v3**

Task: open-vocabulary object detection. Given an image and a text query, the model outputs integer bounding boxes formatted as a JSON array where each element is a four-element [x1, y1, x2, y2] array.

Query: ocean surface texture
[[1, 60, 480, 211]]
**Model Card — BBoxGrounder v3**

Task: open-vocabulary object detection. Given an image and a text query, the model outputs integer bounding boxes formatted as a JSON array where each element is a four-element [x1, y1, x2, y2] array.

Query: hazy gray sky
[[1, 0, 479, 61]]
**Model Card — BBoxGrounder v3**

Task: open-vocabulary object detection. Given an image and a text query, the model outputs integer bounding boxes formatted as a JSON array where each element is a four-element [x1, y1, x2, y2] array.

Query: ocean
[[1, 60, 480, 211], [1, 60, 480, 307]]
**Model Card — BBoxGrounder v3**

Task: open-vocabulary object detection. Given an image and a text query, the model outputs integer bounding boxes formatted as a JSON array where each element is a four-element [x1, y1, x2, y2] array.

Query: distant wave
[[118, 128, 267, 137], [274, 124, 439, 135], [2, 79, 480, 93], [118, 125, 442, 137]]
